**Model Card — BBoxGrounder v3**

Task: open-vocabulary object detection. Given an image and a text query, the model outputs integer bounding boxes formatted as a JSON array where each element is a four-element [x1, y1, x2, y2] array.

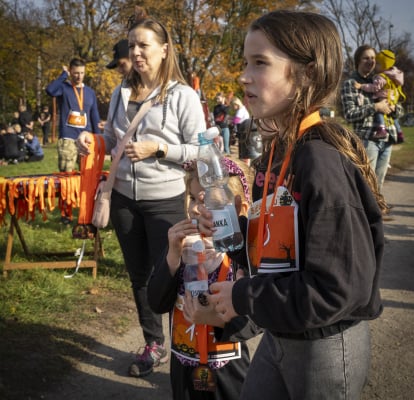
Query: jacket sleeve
[[148, 247, 181, 314], [214, 315, 262, 343], [102, 86, 122, 154], [89, 91, 101, 134], [232, 141, 383, 333], [164, 86, 206, 164], [360, 75, 386, 93], [45, 71, 69, 97], [340, 78, 376, 123]]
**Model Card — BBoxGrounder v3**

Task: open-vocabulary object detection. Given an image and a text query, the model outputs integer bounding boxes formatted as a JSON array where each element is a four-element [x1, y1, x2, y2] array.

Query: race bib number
[[66, 110, 87, 128]]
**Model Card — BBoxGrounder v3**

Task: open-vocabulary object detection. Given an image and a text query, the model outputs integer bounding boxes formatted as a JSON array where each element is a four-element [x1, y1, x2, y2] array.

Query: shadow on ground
[[0, 319, 170, 400]]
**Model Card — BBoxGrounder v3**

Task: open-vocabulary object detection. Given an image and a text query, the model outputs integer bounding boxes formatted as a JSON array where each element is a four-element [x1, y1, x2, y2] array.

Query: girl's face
[[128, 27, 168, 78], [188, 178, 204, 219], [239, 30, 295, 121]]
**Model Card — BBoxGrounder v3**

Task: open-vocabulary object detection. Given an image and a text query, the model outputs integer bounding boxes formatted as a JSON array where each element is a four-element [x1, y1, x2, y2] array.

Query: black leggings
[[110, 190, 185, 344]]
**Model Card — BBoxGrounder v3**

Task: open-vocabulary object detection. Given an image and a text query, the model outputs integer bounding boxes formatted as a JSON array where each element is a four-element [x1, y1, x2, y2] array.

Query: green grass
[[0, 144, 129, 326], [387, 126, 414, 173], [0, 145, 134, 399]]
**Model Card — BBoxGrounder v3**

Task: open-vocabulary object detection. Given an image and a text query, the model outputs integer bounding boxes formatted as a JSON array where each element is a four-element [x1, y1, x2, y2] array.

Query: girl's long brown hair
[[250, 10, 386, 211]]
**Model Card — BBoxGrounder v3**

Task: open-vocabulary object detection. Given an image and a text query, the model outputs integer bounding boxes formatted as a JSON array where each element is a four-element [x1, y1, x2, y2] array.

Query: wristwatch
[[155, 142, 167, 159]]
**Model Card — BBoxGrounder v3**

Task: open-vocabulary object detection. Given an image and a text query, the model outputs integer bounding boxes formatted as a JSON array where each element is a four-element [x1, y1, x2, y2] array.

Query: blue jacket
[[25, 136, 44, 157], [46, 71, 101, 140]]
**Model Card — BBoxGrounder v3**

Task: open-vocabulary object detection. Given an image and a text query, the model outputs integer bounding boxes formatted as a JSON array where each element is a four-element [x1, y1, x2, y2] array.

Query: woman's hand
[[124, 141, 159, 162], [76, 131, 93, 156]]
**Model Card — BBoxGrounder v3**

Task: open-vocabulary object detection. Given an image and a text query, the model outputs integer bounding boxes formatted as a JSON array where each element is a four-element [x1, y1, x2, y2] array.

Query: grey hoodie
[[103, 81, 206, 200]]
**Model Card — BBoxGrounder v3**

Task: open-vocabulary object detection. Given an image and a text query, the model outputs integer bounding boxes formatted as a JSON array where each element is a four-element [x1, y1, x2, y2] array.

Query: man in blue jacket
[[46, 58, 101, 172]]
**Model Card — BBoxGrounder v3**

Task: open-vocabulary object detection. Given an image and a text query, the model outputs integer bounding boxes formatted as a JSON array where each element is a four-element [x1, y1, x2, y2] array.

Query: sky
[[30, 0, 413, 40], [375, 0, 414, 39]]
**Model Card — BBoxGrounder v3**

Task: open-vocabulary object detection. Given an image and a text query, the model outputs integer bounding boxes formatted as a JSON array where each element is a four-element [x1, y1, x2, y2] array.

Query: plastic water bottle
[[183, 232, 208, 297], [197, 127, 244, 252]]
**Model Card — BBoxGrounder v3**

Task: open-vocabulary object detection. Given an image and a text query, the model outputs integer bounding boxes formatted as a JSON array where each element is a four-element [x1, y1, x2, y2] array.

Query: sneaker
[[129, 342, 168, 378]]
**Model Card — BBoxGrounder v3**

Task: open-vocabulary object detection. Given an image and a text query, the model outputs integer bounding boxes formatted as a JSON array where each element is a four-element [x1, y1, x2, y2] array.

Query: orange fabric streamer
[[71, 134, 106, 239], [78, 134, 106, 224], [0, 173, 82, 225]]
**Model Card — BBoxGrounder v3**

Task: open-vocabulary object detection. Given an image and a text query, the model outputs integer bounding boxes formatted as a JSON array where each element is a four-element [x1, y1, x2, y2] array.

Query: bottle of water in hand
[[197, 128, 244, 252], [183, 233, 208, 297]]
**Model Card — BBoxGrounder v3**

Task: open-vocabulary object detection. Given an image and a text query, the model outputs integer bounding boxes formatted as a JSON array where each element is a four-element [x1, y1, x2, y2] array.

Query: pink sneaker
[[129, 342, 168, 377]]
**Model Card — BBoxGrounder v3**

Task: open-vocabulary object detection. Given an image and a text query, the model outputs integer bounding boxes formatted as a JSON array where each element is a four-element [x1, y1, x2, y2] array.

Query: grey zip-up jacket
[[103, 81, 205, 200]]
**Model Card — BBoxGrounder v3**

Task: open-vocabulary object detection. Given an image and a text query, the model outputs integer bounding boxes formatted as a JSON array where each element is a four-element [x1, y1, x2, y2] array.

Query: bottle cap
[[198, 126, 220, 145], [192, 239, 205, 253]]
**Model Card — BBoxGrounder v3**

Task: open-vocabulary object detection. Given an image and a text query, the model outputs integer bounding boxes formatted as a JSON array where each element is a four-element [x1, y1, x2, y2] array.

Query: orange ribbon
[[255, 111, 322, 267], [196, 255, 231, 364]]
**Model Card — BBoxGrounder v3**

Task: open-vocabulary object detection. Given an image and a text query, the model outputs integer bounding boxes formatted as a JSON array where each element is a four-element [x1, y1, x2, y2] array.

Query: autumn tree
[[2, 0, 412, 124], [321, 0, 413, 108]]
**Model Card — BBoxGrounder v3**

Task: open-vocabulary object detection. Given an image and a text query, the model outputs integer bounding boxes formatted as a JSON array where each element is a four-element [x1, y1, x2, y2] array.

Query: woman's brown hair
[[126, 6, 187, 102]]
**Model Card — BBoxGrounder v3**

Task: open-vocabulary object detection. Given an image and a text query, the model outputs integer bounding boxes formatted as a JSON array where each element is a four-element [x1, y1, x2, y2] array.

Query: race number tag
[[66, 110, 87, 128]]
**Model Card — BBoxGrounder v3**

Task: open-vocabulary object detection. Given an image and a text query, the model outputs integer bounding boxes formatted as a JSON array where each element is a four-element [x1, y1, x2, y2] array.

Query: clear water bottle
[[183, 233, 208, 297], [197, 128, 244, 252]]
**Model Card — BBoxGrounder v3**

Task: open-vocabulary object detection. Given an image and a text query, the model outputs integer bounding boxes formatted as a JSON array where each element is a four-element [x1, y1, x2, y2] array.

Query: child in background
[[148, 158, 259, 400], [25, 131, 44, 162], [354, 49, 406, 142]]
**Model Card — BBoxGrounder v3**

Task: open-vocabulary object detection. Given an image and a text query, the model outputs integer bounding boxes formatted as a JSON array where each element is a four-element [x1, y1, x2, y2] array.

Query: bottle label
[[211, 208, 233, 240], [184, 280, 209, 297], [197, 160, 208, 178]]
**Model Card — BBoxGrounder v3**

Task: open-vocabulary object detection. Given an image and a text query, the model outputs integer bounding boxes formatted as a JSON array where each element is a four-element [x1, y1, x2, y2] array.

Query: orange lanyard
[[72, 85, 84, 110], [255, 111, 322, 266], [196, 255, 231, 364]]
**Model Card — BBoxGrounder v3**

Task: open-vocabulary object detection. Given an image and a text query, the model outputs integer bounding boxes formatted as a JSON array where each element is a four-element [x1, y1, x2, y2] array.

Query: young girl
[[148, 158, 259, 400], [201, 10, 385, 400]]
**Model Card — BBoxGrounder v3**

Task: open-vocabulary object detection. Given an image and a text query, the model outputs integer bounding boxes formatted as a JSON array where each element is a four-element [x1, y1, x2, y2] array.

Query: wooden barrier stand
[[0, 173, 102, 278]]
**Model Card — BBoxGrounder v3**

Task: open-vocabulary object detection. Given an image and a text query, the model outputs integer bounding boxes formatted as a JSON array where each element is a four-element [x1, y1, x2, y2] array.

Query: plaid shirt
[[340, 71, 403, 143]]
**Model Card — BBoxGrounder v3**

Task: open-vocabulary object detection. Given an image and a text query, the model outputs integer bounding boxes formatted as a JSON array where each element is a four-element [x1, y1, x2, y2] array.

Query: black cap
[[106, 39, 129, 69]]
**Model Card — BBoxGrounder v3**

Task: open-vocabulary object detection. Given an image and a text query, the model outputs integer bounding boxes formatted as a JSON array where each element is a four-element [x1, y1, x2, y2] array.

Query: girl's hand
[[197, 204, 216, 237], [183, 291, 226, 327], [208, 280, 238, 322], [76, 131, 93, 156], [166, 219, 198, 274]]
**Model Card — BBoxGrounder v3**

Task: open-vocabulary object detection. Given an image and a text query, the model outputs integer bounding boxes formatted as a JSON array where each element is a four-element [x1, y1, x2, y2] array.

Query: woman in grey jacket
[[77, 7, 206, 378]]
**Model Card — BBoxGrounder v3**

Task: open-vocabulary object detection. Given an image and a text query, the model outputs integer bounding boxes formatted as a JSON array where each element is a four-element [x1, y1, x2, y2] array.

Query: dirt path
[[42, 167, 414, 400]]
